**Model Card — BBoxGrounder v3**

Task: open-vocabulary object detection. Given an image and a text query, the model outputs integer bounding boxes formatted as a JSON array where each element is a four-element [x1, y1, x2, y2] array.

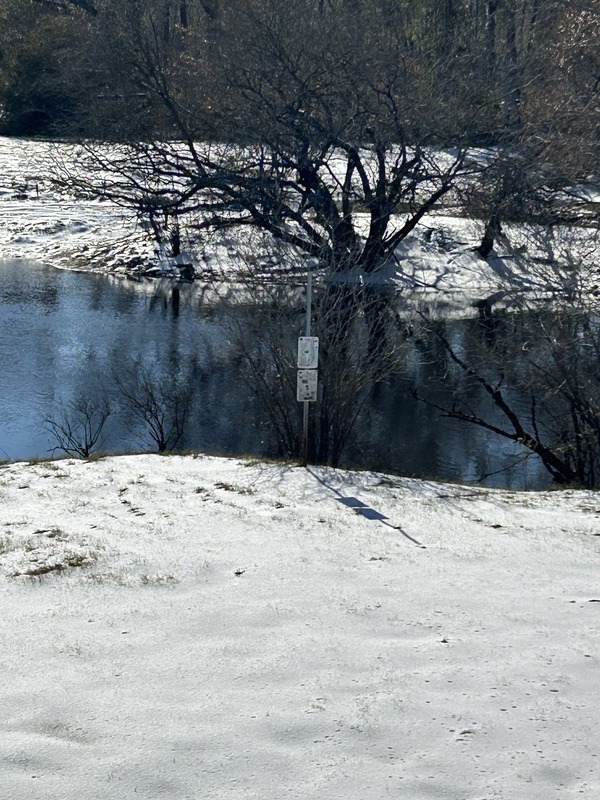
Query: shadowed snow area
[[0, 454, 598, 799], [2, 137, 598, 309]]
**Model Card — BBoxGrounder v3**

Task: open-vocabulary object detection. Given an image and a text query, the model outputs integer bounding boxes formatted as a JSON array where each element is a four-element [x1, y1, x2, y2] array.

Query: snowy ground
[[1, 453, 599, 799], [2, 137, 598, 312], [0, 137, 157, 274]]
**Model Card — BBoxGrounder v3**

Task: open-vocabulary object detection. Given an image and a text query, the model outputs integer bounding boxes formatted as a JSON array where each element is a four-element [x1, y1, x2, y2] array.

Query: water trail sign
[[297, 336, 319, 369], [297, 336, 319, 402], [297, 369, 318, 402]]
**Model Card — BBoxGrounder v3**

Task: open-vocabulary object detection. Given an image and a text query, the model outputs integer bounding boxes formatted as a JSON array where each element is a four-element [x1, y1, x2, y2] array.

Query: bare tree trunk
[[180, 1, 189, 28], [478, 209, 502, 257], [504, 0, 521, 129], [485, 0, 499, 81]]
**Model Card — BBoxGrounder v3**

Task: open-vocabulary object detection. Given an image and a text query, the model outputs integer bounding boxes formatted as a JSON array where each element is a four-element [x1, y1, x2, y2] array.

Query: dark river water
[[0, 259, 551, 488]]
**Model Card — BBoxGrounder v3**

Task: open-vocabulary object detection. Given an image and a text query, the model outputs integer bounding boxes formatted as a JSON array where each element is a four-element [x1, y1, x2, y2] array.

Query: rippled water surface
[[0, 260, 550, 488]]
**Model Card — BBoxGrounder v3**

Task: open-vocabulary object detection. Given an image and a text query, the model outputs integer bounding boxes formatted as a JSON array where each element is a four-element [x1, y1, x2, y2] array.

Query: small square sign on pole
[[297, 336, 319, 369], [297, 369, 318, 402]]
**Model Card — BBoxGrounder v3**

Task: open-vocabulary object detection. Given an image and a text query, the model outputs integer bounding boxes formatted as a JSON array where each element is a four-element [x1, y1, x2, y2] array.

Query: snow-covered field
[[1, 453, 599, 799]]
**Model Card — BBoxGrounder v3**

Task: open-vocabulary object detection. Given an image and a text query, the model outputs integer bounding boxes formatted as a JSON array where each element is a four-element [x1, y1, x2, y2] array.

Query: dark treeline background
[[0, 1, 598, 170]]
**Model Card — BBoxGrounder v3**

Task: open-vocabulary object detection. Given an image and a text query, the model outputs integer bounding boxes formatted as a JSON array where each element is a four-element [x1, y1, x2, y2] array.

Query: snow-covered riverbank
[[1, 453, 598, 799], [0, 137, 155, 274], [2, 137, 598, 312]]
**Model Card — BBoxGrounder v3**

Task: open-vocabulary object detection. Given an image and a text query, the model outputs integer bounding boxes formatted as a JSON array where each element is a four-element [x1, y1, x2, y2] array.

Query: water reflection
[[0, 259, 551, 488]]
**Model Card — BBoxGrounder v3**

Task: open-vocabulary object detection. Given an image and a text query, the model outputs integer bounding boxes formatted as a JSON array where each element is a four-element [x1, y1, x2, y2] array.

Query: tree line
[[1, 1, 598, 164]]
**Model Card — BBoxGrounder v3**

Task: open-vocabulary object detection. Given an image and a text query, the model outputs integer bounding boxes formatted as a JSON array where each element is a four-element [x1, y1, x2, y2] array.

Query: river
[[0, 259, 551, 488]]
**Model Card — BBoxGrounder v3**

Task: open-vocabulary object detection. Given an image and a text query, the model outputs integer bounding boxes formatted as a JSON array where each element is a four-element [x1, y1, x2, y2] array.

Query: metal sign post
[[297, 268, 318, 466]]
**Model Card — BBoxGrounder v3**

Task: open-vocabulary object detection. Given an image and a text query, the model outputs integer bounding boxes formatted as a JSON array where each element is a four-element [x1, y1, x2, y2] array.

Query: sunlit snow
[[0, 454, 598, 799]]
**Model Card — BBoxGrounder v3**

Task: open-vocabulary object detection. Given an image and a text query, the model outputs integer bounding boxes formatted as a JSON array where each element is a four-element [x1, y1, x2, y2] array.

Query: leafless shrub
[[114, 359, 195, 452], [44, 395, 111, 458], [413, 302, 600, 487]]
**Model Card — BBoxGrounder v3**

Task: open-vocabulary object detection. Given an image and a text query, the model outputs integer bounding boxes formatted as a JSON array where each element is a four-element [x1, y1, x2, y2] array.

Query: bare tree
[[48, 0, 476, 277], [114, 360, 195, 452], [224, 259, 405, 467], [413, 297, 600, 487], [44, 395, 111, 458]]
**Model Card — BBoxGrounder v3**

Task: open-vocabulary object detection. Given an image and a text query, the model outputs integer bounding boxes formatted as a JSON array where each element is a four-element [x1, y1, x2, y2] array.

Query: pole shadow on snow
[[305, 467, 425, 548]]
